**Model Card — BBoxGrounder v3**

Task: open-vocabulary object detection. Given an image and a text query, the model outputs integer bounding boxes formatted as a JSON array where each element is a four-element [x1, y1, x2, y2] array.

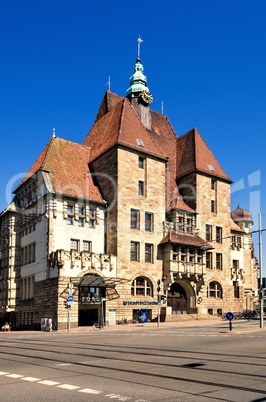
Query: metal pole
[[258, 213, 264, 328], [67, 308, 70, 332], [157, 279, 161, 328], [157, 298, 161, 328]]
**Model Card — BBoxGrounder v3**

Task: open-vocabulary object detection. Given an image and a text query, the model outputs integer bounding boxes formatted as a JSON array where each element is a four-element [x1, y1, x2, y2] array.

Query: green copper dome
[[126, 59, 149, 96]]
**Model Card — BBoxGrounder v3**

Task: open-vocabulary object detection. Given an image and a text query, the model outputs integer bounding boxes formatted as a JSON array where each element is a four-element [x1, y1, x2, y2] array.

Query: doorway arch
[[167, 283, 187, 314]]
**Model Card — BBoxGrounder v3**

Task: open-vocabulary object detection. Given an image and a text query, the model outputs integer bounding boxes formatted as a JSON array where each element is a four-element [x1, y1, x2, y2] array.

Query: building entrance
[[78, 307, 99, 326], [167, 283, 187, 314], [78, 274, 107, 326]]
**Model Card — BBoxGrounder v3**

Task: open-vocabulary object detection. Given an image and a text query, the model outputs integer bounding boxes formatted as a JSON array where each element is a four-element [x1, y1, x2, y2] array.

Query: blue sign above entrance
[[123, 301, 159, 306]]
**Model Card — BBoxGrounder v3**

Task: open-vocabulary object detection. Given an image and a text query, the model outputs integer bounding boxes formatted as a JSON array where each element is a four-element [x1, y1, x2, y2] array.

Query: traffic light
[[160, 295, 166, 302], [64, 300, 70, 309], [157, 279, 161, 293]]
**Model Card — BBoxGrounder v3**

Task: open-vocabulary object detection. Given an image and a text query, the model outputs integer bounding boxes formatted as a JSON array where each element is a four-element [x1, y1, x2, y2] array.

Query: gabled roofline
[[89, 142, 168, 165], [177, 169, 233, 184]]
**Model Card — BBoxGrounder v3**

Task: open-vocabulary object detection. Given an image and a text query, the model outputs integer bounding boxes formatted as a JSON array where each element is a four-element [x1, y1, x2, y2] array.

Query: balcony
[[49, 250, 116, 274], [163, 256, 205, 284]]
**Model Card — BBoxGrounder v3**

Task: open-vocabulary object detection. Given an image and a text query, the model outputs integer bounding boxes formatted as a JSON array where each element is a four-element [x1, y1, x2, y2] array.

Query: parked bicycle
[[118, 317, 128, 325], [93, 321, 109, 330]]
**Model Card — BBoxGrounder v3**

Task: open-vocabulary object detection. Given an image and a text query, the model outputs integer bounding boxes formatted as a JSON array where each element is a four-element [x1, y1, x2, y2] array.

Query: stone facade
[[0, 57, 259, 329]]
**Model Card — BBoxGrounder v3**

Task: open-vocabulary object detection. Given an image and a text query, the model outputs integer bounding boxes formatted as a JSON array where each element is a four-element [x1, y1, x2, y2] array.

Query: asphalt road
[[0, 320, 265, 401]]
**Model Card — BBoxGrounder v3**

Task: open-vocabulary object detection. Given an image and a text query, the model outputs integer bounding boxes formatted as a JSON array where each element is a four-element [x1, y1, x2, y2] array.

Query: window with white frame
[[82, 241, 91, 252], [131, 277, 153, 297], [70, 239, 79, 251], [207, 281, 222, 298]]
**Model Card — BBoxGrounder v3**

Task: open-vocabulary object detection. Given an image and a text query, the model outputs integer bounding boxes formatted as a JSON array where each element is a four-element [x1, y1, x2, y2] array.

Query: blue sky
[[1, 0, 265, 274]]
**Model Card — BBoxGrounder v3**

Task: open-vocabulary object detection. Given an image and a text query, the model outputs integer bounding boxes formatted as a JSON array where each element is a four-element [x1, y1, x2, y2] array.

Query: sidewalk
[[0, 318, 264, 335]]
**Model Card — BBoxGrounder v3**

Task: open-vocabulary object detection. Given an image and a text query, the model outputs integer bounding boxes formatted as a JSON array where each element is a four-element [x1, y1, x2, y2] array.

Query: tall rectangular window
[[89, 209, 96, 228], [216, 226, 222, 243], [66, 204, 74, 225], [233, 281, 240, 298], [211, 179, 216, 190], [211, 200, 216, 213], [138, 156, 145, 169], [145, 212, 153, 231], [206, 224, 212, 241], [130, 241, 139, 262], [130, 209, 140, 229], [138, 181, 144, 196], [206, 252, 212, 269], [216, 253, 222, 270], [145, 243, 153, 263]]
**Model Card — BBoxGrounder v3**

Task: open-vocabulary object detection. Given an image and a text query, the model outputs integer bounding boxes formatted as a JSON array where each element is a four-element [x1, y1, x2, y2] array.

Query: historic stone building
[[0, 52, 258, 330]]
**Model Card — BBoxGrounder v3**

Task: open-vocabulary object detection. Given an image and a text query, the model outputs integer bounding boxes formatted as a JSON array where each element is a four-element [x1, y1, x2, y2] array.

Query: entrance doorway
[[167, 283, 187, 314], [78, 274, 107, 326], [78, 308, 99, 326]]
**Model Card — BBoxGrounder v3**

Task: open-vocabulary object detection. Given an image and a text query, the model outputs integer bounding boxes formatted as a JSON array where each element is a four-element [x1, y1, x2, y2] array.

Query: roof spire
[[137, 36, 143, 62], [52, 127, 56, 138], [126, 36, 153, 104]]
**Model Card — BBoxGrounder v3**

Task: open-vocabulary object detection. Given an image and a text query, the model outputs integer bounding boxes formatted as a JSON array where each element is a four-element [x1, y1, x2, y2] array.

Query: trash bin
[[139, 309, 148, 323]]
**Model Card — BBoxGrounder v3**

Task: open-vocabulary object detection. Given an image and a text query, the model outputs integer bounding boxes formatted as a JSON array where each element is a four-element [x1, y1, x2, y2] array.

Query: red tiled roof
[[83, 97, 167, 162], [176, 128, 232, 182], [160, 229, 212, 248], [168, 193, 195, 212], [94, 91, 124, 123], [17, 137, 103, 202], [83, 91, 195, 213], [230, 218, 245, 233]]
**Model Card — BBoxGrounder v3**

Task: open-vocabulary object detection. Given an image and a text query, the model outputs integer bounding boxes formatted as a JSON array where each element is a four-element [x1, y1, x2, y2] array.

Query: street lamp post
[[258, 213, 264, 328]]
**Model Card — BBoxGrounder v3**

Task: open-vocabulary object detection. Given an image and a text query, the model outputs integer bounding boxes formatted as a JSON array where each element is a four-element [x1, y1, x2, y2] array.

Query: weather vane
[[137, 36, 143, 60]]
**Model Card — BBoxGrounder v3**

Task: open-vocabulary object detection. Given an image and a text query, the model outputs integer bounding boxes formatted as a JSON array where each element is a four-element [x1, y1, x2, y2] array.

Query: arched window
[[207, 281, 222, 298], [131, 277, 153, 297]]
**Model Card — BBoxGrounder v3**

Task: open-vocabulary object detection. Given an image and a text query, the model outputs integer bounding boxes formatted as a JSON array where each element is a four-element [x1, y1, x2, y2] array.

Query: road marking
[[21, 377, 40, 382], [0, 371, 9, 375], [57, 363, 71, 366], [78, 388, 102, 394], [58, 384, 80, 390], [38, 380, 61, 386], [106, 394, 132, 400], [6, 374, 24, 378]]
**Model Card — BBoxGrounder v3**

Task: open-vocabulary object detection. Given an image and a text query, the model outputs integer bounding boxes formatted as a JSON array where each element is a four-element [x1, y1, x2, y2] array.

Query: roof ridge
[[150, 110, 177, 140], [118, 98, 126, 139], [193, 128, 231, 180]]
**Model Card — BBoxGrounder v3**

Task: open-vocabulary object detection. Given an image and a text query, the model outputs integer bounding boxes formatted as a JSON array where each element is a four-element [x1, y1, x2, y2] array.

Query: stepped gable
[[160, 229, 211, 248], [17, 137, 103, 202], [94, 91, 123, 123], [176, 128, 232, 182], [84, 96, 167, 162]]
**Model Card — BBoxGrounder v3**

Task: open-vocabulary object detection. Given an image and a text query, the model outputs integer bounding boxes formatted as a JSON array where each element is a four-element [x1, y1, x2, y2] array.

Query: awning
[[71, 275, 129, 288]]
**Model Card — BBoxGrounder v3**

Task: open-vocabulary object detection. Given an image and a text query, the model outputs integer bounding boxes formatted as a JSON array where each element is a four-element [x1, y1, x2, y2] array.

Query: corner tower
[[126, 38, 153, 130]]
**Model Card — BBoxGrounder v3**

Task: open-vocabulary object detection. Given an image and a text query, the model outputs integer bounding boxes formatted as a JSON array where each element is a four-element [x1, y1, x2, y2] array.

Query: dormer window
[[136, 139, 144, 147], [207, 164, 215, 172]]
